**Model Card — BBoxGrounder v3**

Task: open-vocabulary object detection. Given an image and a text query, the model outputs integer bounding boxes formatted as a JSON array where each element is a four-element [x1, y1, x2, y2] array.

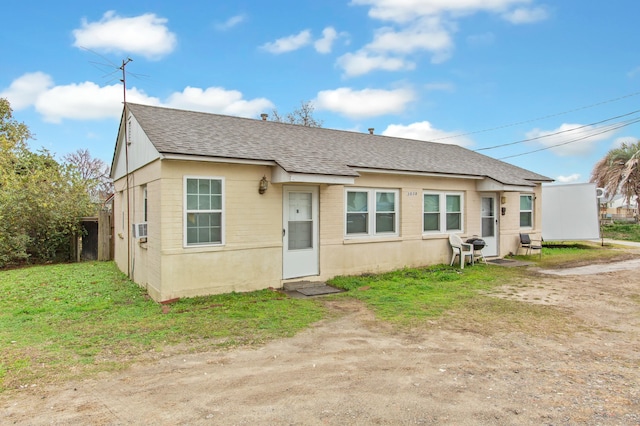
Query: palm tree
[[590, 141, 640, 211]]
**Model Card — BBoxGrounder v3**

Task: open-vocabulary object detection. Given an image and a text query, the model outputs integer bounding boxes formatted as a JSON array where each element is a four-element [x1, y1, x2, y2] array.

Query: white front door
[[480, 194, 499, 257], [283, 186, 319, 279]]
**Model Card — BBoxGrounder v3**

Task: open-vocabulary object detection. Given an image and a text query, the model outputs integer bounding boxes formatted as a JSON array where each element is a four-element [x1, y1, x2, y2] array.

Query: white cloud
[[35, 82, 158, 123], [315, 87, 414, 118], [365, 18, 454, 58], [382, 121, 474, 147], [351, 0, 534, 23], [261, 30, 312, 54], [0, 72, 53, 110], [72, 11, 177, 60], [526, 123, 618, 156], [502, 6, 549, 24], [2, 72, 273, 122], [165, 87, 273, 117], [215, 14, 246, 31], [341, 0, 547, 75], [314, 27, 339, 54], [337, 51, 415, 77], [612, 136, 638, 149], [555, 174, 581, 184]]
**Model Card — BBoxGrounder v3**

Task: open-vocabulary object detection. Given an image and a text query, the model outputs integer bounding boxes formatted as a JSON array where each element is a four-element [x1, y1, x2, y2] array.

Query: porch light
[[259, 176, 269, 194]]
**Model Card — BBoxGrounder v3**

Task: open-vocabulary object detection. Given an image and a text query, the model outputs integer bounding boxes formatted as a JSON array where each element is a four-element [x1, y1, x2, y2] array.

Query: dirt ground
[[2, 252, 640, 425]]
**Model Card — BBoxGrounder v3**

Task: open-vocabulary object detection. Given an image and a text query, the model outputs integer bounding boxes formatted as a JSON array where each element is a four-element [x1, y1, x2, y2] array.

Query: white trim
[[344, 188, 400, 238], [519, 194, 534, 229], [162, 153, 276, 167], [183, 176, 225, 248], [283, 186, 320, 279], [422, 191, 465, 235], [272, 166, 356, 185], [476, 178, 535, 192]]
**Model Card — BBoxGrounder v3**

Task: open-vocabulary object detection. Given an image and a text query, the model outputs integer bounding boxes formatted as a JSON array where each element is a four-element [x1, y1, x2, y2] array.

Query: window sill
[[343, 235, 402, 244], [422, 232, 462, 240]]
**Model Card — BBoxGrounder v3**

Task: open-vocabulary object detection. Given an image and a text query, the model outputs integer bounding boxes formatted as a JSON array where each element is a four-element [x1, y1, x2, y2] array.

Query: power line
[[498, 117, 640, 160], [431, 90, 640, 142], [475, 108, 640, 152]]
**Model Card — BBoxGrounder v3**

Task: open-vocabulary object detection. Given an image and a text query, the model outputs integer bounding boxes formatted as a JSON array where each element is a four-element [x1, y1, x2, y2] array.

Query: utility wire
[[475, 108, 640, 151], [498, 116, 640, 160], [431, 90, 640, 142]]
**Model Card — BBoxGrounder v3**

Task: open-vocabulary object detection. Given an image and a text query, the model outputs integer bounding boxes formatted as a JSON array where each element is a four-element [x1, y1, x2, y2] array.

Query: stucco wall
[[113, 159, 545, 301], [316, 172, 479, 280], [113, 160, 162, 298], [156, 161, 282, 300], [498, 188, 543, 256]]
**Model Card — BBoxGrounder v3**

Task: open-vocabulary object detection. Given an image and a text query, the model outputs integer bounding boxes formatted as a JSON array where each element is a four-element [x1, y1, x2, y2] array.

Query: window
[[520, 194, 533, 228], [345, 189, 398, 236], [423, 192, 463, 233], [142, 186, 148, 222], [184, 177, 224, 246]]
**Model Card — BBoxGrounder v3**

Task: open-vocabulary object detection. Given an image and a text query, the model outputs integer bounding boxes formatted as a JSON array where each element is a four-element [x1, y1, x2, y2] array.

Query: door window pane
[[288, 221, 312, 250]]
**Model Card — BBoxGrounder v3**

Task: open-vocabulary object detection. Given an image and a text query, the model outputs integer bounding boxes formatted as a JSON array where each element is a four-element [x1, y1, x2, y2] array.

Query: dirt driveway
[[2, 255, 640, 425]]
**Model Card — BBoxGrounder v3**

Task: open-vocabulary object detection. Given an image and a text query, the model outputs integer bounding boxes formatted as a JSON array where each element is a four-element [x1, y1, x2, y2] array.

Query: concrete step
[[283, 280, 327, 291]]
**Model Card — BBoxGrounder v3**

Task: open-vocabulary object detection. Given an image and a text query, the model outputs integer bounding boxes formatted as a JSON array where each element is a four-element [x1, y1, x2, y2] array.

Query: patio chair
[[519, 233, 542, 258], [449, 234, 474, 269]]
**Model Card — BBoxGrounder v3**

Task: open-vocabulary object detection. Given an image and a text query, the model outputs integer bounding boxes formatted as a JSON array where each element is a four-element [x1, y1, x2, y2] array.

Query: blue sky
[[2, 1, 639, 184]]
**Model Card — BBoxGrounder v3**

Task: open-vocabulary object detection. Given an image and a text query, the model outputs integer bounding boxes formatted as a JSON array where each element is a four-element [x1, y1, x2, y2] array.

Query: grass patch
[[2, 241, 633, 393], [512, 241, 632, 268], [601, 223, 640, 242], [329, 264, 523, 326], [445, 296, 584, 337], [0, 262, 325, 391]]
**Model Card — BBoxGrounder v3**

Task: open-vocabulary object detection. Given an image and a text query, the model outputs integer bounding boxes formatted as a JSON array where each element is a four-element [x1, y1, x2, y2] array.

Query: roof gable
[[122, 103, 552, 186]]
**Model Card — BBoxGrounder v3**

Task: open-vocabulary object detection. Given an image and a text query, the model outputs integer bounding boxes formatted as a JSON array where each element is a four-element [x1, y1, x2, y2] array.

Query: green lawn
[[601, 223, 640, 242], [0, 242, 632, 392], [0, 262, 325, 391]]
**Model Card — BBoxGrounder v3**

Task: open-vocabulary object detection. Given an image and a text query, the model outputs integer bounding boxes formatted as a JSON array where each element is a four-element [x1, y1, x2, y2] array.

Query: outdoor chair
[[449, 234, 474, 269], [519, 233, 542, 258]]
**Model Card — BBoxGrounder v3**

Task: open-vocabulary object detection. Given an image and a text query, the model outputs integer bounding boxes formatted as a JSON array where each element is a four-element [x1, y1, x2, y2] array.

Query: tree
[[0, 98, 94, 267], [63, 148, 114, 204], [269, 100, 323, 127], [590, 140, 640, 209]]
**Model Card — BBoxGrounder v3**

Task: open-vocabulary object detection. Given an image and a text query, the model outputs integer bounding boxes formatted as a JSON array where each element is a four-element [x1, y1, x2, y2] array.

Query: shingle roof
[[126, 103, 552, 186]]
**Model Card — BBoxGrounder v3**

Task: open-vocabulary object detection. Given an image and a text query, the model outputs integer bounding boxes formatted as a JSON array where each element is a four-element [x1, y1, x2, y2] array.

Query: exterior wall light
[[259, 176, 269, 194]]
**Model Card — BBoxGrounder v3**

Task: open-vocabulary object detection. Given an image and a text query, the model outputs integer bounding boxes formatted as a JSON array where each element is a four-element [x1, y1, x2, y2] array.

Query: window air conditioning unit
[[132, 223, 148, 239]]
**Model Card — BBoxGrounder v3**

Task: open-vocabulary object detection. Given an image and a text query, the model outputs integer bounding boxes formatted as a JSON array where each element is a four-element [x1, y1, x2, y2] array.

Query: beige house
[[111, 103, 553, 302]]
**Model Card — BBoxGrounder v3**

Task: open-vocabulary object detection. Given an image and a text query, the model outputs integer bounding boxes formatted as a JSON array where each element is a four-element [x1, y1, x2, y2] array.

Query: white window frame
[[183, 176, 225, 247], [345, 188, 399, 238], [520, 194, 534, 228], [422, 191, 464, 234]]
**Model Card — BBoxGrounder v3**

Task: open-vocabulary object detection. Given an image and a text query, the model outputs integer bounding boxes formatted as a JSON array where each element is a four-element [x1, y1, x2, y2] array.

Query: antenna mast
[[120, 58, 133, 277]]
